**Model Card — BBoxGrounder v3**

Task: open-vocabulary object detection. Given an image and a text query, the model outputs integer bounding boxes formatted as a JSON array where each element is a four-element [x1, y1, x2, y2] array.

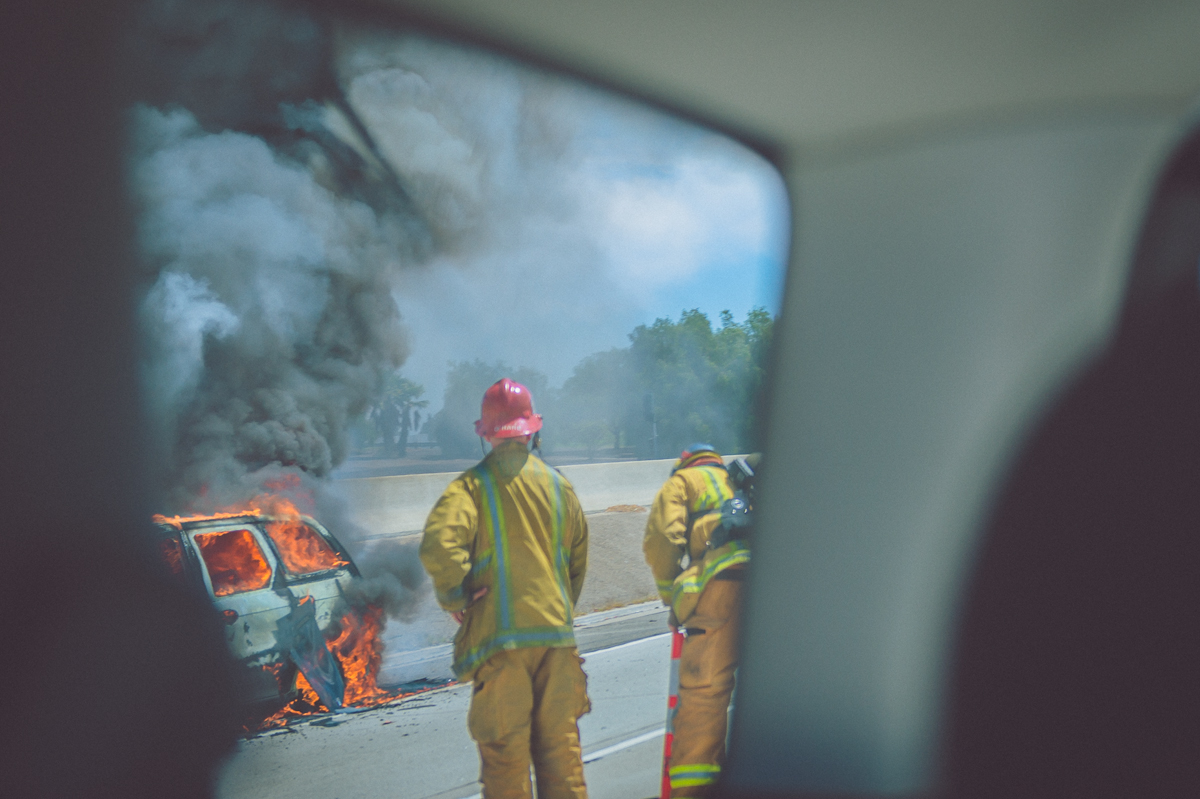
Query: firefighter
[[420, 378, 590, 799], [644, 444, 750, 798]]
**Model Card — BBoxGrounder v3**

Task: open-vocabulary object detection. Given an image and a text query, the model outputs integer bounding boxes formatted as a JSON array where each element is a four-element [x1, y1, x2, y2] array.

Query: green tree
[[371, 373, 428, 457], [426, 309, 773, 463], [628, 309, 723, 455], [621, 307, 775, 457], [558, 348, 632, 459], [739, 307, 774, 448]]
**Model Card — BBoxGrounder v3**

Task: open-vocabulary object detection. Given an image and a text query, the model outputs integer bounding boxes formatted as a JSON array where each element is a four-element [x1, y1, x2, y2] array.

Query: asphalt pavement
[[216, 603, 672, 799]]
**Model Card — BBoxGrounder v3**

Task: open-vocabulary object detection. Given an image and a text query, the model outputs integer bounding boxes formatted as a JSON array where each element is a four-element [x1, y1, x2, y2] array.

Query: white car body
[[156, 514, 359, 705]]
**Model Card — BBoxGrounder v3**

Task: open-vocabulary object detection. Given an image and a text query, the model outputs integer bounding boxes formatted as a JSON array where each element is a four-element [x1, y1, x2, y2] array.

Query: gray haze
[[133, 104, 413, 509], [129, 1, 784, 629], [127, 1, 644, 629], [336, 30, 646, 407], [132, 11, 643, 510]]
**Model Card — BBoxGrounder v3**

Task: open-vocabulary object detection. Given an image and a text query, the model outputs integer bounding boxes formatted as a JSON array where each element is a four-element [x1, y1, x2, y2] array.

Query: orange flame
[[254, 604, 414, 732], [153, 509, 261, 529], [155, 477, 440, 732], [193, 528, 272, 596], [153, 472, 312, 528], [155, 476, 345, 578], [330, 605, 387, 705], [264, 517, 348, 575]]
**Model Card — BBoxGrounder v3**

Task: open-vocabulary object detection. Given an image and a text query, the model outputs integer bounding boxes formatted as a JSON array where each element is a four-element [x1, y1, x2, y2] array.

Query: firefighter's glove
[[451, 586, 489, 625], [667, 608, 679, 632]]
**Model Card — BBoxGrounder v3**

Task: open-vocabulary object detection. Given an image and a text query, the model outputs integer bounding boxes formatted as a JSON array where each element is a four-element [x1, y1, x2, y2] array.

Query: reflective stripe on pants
[[669, 763, 721, 788]]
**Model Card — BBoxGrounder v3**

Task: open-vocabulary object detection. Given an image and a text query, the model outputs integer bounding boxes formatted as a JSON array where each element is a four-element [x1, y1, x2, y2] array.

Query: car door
[[187, 524, 294, 666], [257, 516, 358, 636]]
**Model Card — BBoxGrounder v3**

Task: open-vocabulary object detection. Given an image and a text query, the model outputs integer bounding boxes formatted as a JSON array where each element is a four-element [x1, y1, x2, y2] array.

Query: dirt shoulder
[[574, 508, 658, 615]]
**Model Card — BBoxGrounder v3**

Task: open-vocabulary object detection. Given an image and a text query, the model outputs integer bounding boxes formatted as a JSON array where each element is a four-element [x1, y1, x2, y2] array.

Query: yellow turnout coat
[[420, 441, 588, 679], [643, 456, 750, 624]]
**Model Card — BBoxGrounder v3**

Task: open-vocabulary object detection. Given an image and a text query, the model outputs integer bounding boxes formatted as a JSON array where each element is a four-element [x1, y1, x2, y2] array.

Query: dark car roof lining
[[941, 118, 1200, 796]]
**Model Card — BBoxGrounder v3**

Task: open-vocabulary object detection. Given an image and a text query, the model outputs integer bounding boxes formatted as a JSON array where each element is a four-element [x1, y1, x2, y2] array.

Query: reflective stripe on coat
[[420, 441, 588, 679], [643, 463, 749, 624]]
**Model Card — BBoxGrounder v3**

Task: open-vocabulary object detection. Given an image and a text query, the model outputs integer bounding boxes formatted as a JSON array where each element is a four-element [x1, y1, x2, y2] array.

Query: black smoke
[[127, 0, 429, 511]]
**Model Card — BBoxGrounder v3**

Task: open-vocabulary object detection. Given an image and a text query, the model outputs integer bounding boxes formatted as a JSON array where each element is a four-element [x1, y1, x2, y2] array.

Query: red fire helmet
[[474, 378, 543, 439]]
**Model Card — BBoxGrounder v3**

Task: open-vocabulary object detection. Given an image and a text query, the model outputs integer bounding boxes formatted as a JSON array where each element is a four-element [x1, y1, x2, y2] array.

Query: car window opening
[[194, 528, 273, 596], [159, 537, 186, 580], [264, 519, 349, 576]]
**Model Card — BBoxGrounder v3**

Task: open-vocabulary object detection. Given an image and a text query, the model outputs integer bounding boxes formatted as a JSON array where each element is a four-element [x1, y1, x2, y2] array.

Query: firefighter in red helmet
[[420, 378, 591, 799]]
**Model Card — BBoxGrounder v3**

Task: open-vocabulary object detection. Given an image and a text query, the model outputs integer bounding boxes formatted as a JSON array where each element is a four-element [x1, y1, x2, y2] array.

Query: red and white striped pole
[[661, 627, 685, 799]]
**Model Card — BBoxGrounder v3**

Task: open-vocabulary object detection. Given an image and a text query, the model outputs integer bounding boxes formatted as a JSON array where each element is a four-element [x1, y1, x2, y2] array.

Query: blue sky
[[567, 87, 790, 329], [579, 148, 790, 332]]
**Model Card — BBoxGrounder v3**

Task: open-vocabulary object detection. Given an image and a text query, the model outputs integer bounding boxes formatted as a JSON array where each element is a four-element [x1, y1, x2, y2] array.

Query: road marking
[[459, 727, 666, 799], [439, 632, 673, 799], [584, 631, 671, 657], [583, 727, 664, 762]]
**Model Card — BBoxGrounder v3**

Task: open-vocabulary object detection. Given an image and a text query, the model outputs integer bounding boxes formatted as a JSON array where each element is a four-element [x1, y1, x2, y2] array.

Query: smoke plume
[[127, 1, 781, 639], [126, 0, 442, 628], [125, 0, 642, 631], [344, 538, 429, 623], [133, 103, 414, 509], [128, 0, 626, 510]]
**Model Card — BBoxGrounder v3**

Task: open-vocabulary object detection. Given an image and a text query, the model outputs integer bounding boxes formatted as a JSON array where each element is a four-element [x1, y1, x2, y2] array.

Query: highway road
[[216, 606, 672, 799]]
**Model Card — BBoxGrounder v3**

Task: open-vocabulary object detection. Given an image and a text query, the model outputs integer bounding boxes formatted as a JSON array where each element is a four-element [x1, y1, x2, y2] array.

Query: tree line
[[367, 308, 774, 460]]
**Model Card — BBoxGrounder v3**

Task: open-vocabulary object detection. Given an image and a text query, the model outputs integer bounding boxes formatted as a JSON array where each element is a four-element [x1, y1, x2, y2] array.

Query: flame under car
[[156, 514, 360, 708]]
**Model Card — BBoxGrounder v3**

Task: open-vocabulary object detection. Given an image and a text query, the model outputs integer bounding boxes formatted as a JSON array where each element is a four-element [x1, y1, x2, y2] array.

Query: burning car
[[154, 511, 362, 711]]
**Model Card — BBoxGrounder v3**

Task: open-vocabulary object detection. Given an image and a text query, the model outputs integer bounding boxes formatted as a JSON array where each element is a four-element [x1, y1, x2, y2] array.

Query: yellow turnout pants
[[467, 646, 591, 799], [669, 575, 744, 798]]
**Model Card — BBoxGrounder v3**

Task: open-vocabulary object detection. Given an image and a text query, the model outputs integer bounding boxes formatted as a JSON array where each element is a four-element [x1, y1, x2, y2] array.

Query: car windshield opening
[[263, 519, 348, 576]]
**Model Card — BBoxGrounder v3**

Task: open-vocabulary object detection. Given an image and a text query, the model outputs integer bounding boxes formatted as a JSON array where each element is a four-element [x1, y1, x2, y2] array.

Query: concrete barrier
[[337, 457, 676, 538], [557, 458, 677, 512], [337, 455, 747, 539], [337, 470, 465, 538]]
